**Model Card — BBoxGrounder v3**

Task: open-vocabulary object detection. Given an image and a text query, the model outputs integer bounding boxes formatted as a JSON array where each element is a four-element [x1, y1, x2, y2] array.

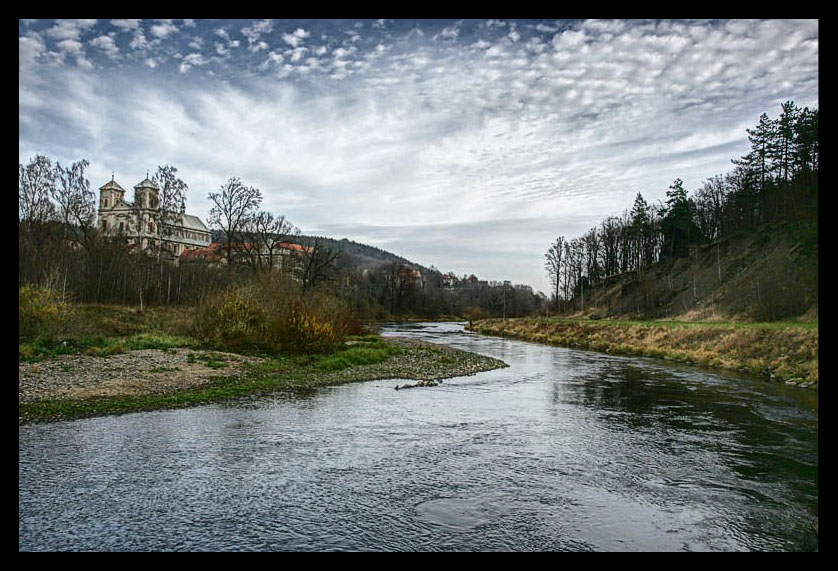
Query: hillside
[[210, 230, 427, 274], [565, 223, 817, 322], [296, 235, 427, 274]]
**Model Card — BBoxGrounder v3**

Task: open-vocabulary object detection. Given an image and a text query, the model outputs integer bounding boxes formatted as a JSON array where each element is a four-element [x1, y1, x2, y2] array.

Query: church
[[97, 174, 212, 259]]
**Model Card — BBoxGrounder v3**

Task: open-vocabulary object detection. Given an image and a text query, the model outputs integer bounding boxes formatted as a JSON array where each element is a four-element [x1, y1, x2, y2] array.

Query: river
[[18, 322, 818, 551]]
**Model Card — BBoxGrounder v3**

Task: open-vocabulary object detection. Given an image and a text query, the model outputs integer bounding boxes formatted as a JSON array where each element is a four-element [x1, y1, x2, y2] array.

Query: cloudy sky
[[19, 19, 818, 293]]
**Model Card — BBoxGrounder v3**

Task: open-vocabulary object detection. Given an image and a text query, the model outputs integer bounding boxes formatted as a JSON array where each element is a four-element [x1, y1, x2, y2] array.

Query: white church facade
[[97, 175, 211, 259]]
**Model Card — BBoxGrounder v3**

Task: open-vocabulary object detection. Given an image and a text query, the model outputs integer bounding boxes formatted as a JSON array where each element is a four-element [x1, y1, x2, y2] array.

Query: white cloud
[[435, 22, 461, 42], [90, 35, 120, 60], [150, 19, 179, 39], [130, 30, 149, 51], [179, 52, 209, 73], [242, 19, 274, 51], [46, 19, 97, 41], [19, 34, 46, 70], [18, 19, 819, 292], [55, 39, 94, 69], [111, 19, 141, 31], [283, 28, 310, 47]]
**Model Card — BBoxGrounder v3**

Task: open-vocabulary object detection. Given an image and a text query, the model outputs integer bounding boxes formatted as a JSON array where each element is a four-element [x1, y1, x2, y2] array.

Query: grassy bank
[[20, 328, 508, 425], [468, 317, 818, 388]]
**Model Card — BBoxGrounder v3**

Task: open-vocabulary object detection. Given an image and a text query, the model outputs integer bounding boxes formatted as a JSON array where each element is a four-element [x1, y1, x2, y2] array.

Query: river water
[[19, 322, 818, 551]]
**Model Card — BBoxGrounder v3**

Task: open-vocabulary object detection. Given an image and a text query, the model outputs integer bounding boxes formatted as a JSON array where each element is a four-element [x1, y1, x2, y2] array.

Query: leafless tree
[[298, 239, 341, 290], [545, 237, 564, 312], [207, 177, 263, 265], [52, 159, 97, 250], [240, 211, 298, 272], [151, 165, 189, 259], [19, 155, 57, 226]]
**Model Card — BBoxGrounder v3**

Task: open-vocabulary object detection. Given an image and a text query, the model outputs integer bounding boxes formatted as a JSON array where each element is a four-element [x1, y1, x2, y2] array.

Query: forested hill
[[296, 235, 427, 274], [209, 229, 430, 273], [545, 101, 818, 322]]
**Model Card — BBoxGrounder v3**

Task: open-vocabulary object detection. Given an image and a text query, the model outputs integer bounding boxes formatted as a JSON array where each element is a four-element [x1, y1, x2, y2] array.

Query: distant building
[[97, 175, 211, 259], [180, 241, 312, 275]]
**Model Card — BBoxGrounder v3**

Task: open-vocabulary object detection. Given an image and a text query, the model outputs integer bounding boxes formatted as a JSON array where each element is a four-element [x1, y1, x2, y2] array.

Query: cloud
[[242, 19, 274, 51], [434, 22, 461, 42], [150, 19, 179, 39], [130, 30, 149, 51], [283, 28, 310, 47], [179, 52, 209, 73], [90, 35, 120, 60], [46, 19, 97, 41], [111, 19, 141, 31], [55, 39, 94, 69], [19, 34, 47, 70], [18, 19, 819, 293]]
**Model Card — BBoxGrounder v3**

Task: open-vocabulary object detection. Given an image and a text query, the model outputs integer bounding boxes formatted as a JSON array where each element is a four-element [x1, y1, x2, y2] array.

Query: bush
[[192, 276, 363, 355], [19, 285, 73, 343]]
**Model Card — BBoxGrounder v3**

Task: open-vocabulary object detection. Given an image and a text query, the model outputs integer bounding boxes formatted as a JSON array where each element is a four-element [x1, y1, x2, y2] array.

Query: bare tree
[[207, 177, 263, 265], [52, 159, 97, 250], [19, 155, 57, 226], [545, 237, 565, 312], [151, 165, 189, 259], [298, 239, 341, 290], [249, 211, 298, 272]]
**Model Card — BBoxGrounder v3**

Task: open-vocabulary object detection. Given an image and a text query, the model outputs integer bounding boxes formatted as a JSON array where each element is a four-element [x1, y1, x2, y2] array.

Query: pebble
[[18, 349, 262, 404]]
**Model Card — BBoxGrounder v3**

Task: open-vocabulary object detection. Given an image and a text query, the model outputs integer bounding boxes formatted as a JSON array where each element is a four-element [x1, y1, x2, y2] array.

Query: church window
[[104, 198, 108, 207]]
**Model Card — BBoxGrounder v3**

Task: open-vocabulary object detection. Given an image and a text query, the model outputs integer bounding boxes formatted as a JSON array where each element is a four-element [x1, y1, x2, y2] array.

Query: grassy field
[[469, 317, 818, 387]]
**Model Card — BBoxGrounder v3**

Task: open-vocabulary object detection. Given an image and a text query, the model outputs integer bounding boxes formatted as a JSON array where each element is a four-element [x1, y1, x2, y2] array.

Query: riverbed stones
[[18, 349, 262, 404]]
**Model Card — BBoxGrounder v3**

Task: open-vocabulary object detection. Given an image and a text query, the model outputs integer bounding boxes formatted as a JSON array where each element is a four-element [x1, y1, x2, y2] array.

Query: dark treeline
[[19, 157, 543, 320], [545, 101, 818, 314]]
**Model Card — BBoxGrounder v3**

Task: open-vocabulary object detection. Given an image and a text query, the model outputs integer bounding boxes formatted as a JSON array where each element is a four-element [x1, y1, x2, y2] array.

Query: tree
[[598, 216, 621, 278], [629, 193, 653, 268], [235, 210, 298, 272], [19, 155, 57, 226], [773, 101, 798, 185], [151, 165, 189, 258], [660, 178, 698, 259], [208, 177, 263, 265], [794, 106, 818, 174], [545, 237, 565, 312], [52, 159, 96, 250], [298, 238, 341, 290]]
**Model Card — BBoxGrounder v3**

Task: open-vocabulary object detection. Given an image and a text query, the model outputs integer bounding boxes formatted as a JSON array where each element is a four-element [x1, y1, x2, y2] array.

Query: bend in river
[[19, 322, 818, 551]]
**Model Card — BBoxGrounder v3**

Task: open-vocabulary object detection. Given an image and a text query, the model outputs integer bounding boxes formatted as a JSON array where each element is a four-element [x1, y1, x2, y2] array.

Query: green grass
[[19, 334, 404, 424], [19, 331, 196, 363]]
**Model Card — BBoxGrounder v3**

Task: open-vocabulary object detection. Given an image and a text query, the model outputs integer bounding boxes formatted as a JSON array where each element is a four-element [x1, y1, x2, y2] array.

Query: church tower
[[98, 174, 126, 232], [99, 174, 125, 210], [133, 173, 160, 211]]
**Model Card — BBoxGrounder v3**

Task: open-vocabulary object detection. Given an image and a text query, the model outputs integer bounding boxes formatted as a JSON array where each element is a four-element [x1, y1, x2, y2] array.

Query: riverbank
[[468, 317, 818, 389], [18, 336, 508, 424]]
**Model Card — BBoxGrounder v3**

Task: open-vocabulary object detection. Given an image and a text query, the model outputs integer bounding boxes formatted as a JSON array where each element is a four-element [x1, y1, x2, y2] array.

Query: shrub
[[19, 285, 73, 343], [192, 277, 362, 355]]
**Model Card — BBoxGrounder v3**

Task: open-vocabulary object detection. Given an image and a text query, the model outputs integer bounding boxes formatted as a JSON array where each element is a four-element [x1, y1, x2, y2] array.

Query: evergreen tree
[[660, 178, 699, 258]]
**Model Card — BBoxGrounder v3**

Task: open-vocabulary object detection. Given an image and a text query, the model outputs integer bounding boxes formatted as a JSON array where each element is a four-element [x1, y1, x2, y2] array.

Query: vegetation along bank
[[468, 317, 817, 389], [18, 288, 507, 425]]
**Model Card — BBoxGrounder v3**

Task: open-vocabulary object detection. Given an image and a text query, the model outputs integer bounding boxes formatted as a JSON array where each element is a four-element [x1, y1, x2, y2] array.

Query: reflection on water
[[19, 322, 817, 551]]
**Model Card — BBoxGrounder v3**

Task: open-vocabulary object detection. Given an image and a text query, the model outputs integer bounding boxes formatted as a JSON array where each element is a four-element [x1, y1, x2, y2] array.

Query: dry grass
[[472, 317, 818, 385]]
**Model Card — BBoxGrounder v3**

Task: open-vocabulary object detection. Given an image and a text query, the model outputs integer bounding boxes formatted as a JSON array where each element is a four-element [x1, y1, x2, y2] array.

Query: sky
[[19, 19, 818, 294]]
